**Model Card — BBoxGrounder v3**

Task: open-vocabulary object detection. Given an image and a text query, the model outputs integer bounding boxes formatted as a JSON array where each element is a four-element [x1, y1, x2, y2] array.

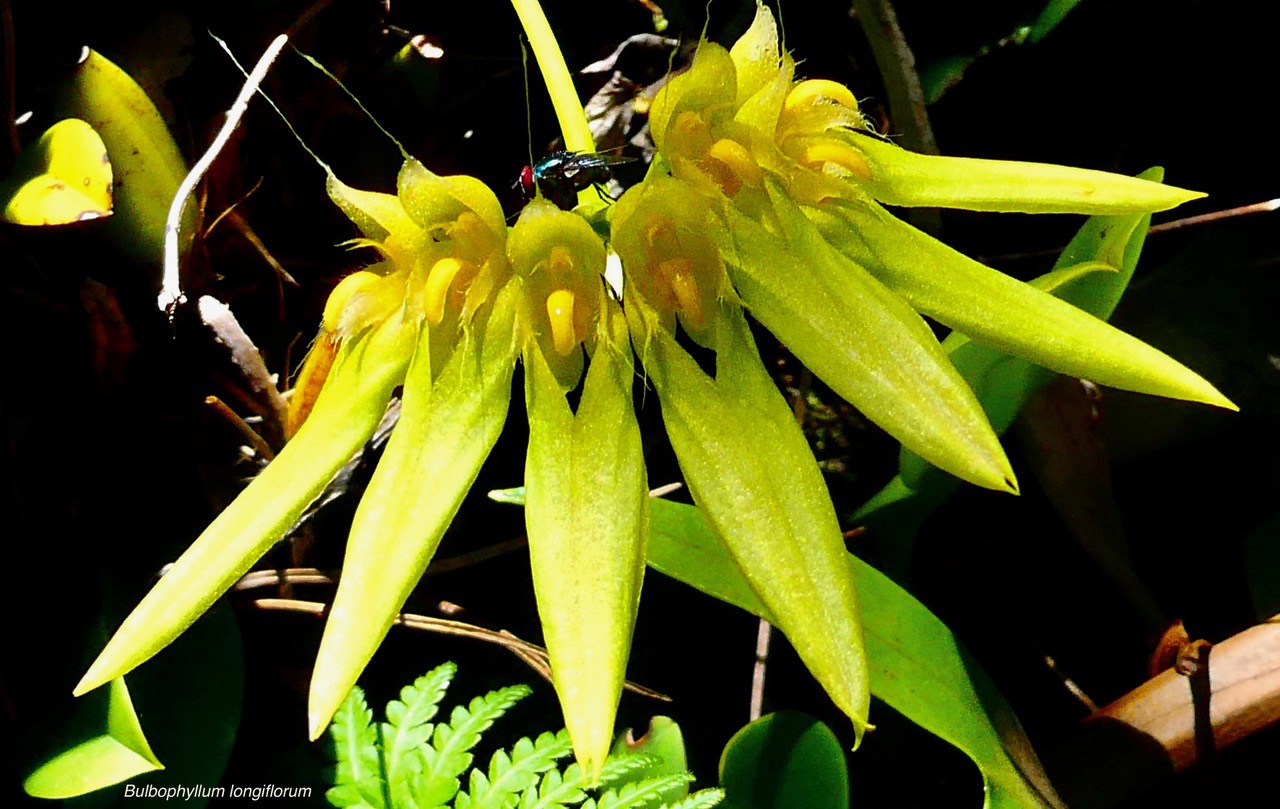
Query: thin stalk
[[508, 0, 596, 207]]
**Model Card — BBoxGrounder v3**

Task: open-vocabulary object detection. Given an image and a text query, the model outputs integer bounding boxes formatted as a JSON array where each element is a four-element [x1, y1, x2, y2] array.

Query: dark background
[[2, 1, 1277, 807]]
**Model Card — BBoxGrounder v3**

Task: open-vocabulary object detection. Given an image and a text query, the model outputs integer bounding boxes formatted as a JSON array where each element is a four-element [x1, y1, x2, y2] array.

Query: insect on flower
[[517, 150, 635, 210]]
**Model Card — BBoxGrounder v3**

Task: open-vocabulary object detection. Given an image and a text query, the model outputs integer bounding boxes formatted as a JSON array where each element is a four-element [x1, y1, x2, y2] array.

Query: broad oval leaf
[[1, 118, 112, 226], [23, 678, 161, 799], [719, 712, 847, 809]]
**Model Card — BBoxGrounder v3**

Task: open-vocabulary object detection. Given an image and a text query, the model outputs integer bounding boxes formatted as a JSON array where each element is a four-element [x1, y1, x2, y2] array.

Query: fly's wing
[[571, 152, 637, 173]]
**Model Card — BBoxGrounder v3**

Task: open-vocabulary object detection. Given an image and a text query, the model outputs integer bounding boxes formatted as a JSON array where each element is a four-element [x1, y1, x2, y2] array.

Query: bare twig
[[1147, 197, 1280, 233], [0, 0, 19, 161], [422, 538, 530, 577], [749, 619, 771, 721], [160, 34, 289, 317], [205, 395, 275, 462], [249, 596, 671, 701], [985, 198, 1280, 266], [1054, 615, 1280, 807], [848, 0, 940, 235], [1089, 619, 1280, 769]]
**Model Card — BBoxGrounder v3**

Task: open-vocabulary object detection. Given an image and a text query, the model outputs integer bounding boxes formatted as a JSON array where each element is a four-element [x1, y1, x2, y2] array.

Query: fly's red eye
[[519, 165, 535, 196]]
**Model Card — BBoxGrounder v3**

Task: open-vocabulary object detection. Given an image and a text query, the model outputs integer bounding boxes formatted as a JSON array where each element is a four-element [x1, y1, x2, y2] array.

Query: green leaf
[[596, 773, 697, 809], [644, 499, 1065, 809], [515, 756, 591, 808], [718, 712, 847, 809], [309, 286, 519, 739], [384, 663, 457, 809], [823, 198, 1234, 410], [1027, 0, 1088, 43], [462, 729, 574, 808], [841, 134, 1204, 214], [53, 47, 192, 268], [626, 297, 869, 742], [0, 118, 112, 225], [22, 678, 162, 799], [918, 0, 1084, 103], [120, 600, 245, 808], [664, 791, 726, 809], [76, 313, 413, 697], [524, 305, 648, 778], [723, 181, 1017, 492], [608, 717, 690, 803], [417, 685, 542, 806], [491, 487, 1053, 807], [327, 686, 387, 809]]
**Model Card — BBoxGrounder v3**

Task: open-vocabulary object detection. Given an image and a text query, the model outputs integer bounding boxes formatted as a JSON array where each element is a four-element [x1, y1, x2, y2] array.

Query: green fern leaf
[[660, 789, 725, 809], [384, 663, 457, 808], [594, 774, 696, 809], [413, 684, 533, 808], [461, 729, 574, 809], [326, 667, 715, 809], [326, 686, 388, 809], [515, 759, 588, 809], [593, 755, 660, 790]]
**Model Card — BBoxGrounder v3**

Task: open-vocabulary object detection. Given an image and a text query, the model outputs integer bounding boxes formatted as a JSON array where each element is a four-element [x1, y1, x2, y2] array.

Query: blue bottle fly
[[517, 151, 635, 210]]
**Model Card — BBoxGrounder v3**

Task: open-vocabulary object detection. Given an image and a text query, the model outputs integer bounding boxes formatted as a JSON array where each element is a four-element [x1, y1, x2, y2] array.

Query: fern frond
[[593, 754, 660, 790], [385, 663, 457, 808], [515, 758, 587, 809], [594, 774, 696, 809], [326, 686, 388, 809], [325, 666, 716, 809], [413, 684, 533, 808], [661, 790, 725, 809], [459, 729, 575, 809]]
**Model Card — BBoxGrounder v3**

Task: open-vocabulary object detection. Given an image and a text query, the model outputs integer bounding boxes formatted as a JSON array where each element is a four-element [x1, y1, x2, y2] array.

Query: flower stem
[[509, 0, 598, 203]]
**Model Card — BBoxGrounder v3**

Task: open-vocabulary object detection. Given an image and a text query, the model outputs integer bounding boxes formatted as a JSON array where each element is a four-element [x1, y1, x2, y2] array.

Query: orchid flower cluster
[[75, 1, 1231, 777]]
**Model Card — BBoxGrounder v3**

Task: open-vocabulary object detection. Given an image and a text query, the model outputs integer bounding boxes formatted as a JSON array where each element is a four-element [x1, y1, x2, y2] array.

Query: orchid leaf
[[75, 314, 413, 697], [524, 305, 648, 777], [308, 286, 519, 739], [919, 0, 1089, 103], [1027, 0, 1088, 43], [23, 678, 161, 799], [644, 499, 1065, 809], [487, 489, 1064, 809], [1, 119, 112, 225], [862, 169, 1170, 572], [53, 47, 191, 268]]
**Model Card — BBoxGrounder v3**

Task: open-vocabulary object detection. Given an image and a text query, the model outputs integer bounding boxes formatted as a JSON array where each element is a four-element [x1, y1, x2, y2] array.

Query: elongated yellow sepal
[[846, 134, 1205, 214], [307, 285, 519, 739], [524, 305, 647, 779], [626, 295, 870, 743], [75, 315, 414, 696]]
